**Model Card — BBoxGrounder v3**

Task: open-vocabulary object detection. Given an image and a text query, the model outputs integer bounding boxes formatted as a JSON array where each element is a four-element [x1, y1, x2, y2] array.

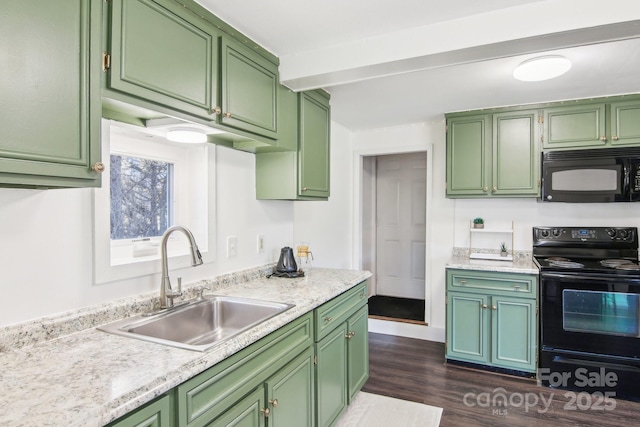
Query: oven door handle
[[553, 355, 640, 373], [541, 272, 638, 281]]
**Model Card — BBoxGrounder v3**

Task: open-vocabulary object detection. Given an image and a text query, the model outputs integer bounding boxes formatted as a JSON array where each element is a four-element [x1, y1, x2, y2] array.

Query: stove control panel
[[534, 227, 637, 243]]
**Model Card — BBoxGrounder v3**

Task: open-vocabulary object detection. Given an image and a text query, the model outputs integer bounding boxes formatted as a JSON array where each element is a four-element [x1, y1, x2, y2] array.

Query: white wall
[[0, 145, 293, 327], [293, 122, 353, 269]]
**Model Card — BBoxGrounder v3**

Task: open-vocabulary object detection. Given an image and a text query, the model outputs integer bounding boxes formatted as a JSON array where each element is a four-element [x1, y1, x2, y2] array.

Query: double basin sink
[[99, 295, 294, 352]]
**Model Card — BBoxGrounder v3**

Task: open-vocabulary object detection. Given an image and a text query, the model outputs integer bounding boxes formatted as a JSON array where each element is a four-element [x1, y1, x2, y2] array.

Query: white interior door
[[375, 152, 426, 299]]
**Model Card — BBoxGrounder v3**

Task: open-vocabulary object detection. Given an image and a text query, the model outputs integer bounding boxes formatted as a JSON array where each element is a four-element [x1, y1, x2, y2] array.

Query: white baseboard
[[368, 318, 445, 342]]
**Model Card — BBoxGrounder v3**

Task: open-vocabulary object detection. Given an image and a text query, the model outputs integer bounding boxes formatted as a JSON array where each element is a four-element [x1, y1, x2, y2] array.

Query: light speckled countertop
[[447, 250, 539, 275], [0, 267, 371, 427]]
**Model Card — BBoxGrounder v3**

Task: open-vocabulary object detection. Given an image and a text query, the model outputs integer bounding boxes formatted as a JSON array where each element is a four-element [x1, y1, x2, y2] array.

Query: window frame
[[94, 119, 216, 284]]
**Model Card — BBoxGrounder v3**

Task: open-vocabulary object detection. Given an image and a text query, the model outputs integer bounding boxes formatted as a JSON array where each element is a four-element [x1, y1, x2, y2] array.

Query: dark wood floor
[[363, 333, 640, 426]]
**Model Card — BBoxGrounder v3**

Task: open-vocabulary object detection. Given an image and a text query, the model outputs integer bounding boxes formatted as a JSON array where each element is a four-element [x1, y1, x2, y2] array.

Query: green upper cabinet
[[299, 91, 331, 198], [106, 0, 218, 121], [610, 99, 640, 146], [255, 90, 331, 200], [493, 110, 540, 196], [446, 114, 491, 196], [543, 103, 606, 149], [220, 37, 278, 139], [446, 110, 539, 198], [0, 0, 102, 188]]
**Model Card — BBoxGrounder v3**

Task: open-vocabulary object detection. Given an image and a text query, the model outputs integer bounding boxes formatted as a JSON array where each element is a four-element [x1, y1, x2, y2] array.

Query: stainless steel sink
[[98, 296, 294, 351]]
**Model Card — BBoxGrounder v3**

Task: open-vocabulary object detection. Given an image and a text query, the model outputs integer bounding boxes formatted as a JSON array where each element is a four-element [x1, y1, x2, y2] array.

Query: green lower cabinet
[[347, 305, 369, 402], [316, 324, 348, 427], [208, 387, 265, 427], [107, 394, 172, 427], [491, 296, 536, 371], [265, 348, 315, 427], [446, 269, 537, 374]]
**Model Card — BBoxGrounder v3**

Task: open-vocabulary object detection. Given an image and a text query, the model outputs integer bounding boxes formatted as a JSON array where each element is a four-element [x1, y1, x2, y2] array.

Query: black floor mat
[[368, 295, 425, 322]]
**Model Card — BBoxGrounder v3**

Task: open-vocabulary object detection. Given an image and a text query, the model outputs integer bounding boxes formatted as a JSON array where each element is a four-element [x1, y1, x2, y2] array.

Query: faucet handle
[[196, 286, 211, 301]]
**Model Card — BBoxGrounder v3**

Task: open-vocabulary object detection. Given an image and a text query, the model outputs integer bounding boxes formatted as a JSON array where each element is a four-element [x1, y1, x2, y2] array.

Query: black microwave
[[541, 147, 640, 203]]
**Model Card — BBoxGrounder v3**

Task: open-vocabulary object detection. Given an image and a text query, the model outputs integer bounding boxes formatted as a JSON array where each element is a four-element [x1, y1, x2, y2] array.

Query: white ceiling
[[196, 0, 640, 131]]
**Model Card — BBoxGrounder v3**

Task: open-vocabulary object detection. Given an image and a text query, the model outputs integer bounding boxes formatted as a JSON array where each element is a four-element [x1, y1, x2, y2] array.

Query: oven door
[[541, 272, 640, 358]]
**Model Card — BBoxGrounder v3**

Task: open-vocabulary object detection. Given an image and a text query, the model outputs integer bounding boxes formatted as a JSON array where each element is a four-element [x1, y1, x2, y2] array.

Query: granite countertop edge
[[446, 253, 539, 275], [0, 267, 371, 427]]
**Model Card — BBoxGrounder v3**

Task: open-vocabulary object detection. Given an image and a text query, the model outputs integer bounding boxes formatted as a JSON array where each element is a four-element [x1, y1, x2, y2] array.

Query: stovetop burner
[[547, 259, 585, 269], [615, 264, 640, 271], [600, 259, 635, 268]]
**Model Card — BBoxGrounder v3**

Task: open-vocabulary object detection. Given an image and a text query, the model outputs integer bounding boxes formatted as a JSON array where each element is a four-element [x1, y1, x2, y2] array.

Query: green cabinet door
[[493, 110, 540, 196], [220, 37, 278, 139], [107, 394, 172, 427], [316, 324, 348, 427], [610, 99, 640, 146], [266, 349, 315, 427], [107, 0, 218, 121], [446, 292, 489, 364], [491, 296, 536, 372], [446, 115, 491, 196], [543, 103, 607, 149], [210, 387, 265, 427], [347, 305, 369, 402], [0, 0, 102, 188], [299, 91, 331, 198]]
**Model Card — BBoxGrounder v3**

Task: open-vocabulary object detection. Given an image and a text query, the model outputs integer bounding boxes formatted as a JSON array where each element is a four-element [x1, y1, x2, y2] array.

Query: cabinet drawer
[[177, 312, 312, 426], [447, 269, 537, 297], [315, 281, 367, 340]]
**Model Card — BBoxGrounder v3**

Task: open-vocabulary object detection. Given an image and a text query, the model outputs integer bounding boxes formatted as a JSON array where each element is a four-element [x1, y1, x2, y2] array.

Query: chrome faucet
[[159, 225, 204, 309]]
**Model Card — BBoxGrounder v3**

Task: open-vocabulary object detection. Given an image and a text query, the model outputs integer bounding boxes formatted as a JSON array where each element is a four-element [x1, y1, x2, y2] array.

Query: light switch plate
[[227, 236, 237, 258]]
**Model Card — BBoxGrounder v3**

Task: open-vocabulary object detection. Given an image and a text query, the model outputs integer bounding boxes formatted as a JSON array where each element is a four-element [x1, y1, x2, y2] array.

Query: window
[[110, 154, 174, 240], [94, 120, 215, 284]]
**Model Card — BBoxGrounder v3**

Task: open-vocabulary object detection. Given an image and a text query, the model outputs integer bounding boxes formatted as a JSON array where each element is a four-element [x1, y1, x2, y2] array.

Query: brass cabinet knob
[[209, 106, 221, 115], [223, 112, 232, 118], [92, 162, 105, 173], [301, 187, 308, 192], [492, 186, 497, 193], [482, 186, 488, 193], [492, 305, 497, 310], [482, 304, 487, 309], [612, 135, 619, 141], [260, 407, 270, 417], [345, 331, 356, 339], [600, 136, 607, 141], [323, 316, 332, 323], [269, 399, 278, 407]]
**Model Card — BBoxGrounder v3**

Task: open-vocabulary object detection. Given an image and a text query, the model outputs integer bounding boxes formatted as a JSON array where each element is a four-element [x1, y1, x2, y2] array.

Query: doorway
[[362, 152, 427, 324]]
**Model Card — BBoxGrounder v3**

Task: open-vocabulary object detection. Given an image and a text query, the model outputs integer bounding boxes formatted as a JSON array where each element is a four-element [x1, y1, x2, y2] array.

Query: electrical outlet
[[227, 236, 238, 258], [257, 234, 264, 253]]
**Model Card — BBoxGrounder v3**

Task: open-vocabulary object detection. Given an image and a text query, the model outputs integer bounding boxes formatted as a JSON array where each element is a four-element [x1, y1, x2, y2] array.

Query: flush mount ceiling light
[[513, 55, 572, 82], [166, 127, 207, 143]]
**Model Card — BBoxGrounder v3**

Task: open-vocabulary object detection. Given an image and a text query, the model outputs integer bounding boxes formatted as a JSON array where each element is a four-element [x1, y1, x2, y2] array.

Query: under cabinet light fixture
[[513, 55, 572, 82], [166, 127, 207, 144]]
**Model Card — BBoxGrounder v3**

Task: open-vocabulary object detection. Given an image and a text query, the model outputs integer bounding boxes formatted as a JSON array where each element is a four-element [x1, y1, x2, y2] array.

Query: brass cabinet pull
[[223, 112, 232, 118], [513, 285, 521, 290], [600, 136, 607, 141], [492, 186, 497, 193], [612, 135, 619, 141], [301, 187, 308, 192], [482, 186, 488, 193], [269, 399, 278, 407], [492, 305, 497, 310], [260, 407, 270, 417], [209, 106, 221, 115], [92, 162, 105, 173], [482, 304, 487, 309], [345, 331, 356, 339], [459, 280, 467, 285], [324, 316, 332, 323]]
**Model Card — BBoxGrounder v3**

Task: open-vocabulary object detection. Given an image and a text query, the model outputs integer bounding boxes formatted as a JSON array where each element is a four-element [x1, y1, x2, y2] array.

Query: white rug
[[335, 392, 443, 427]]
